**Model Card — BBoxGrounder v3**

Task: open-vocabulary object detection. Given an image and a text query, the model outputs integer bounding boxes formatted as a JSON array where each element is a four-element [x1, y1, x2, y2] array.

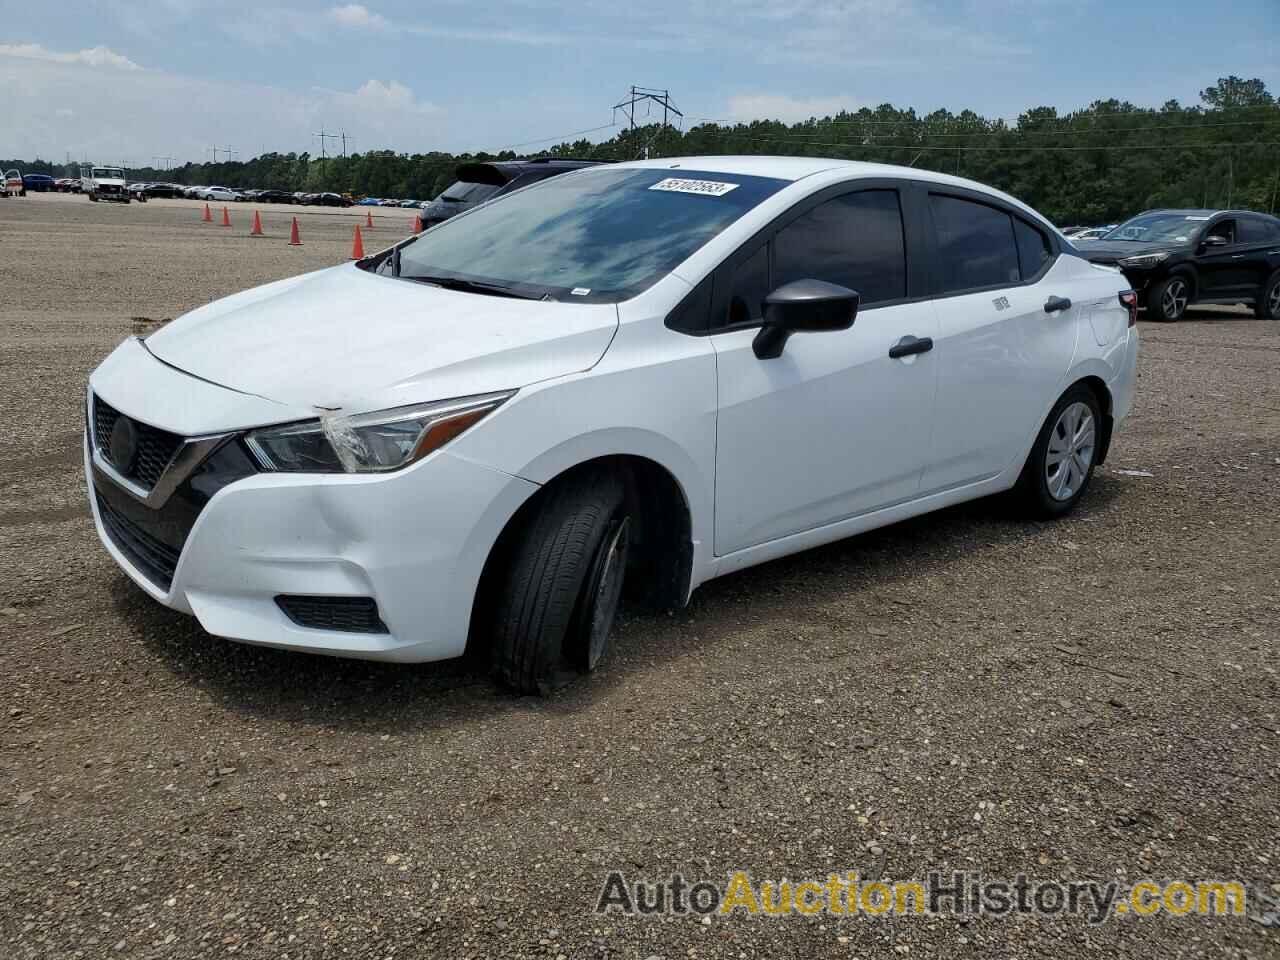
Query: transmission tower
[[613, 86, 683, 158]]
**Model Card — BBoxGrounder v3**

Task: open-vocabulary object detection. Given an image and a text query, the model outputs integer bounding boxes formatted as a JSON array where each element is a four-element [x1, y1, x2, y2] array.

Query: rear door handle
[[888, 335, 933, 359], [1044, 296, 1072, 313]]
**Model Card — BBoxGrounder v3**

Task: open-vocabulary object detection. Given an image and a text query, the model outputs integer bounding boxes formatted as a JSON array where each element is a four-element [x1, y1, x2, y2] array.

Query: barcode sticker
[[649, 178, 739, 197]]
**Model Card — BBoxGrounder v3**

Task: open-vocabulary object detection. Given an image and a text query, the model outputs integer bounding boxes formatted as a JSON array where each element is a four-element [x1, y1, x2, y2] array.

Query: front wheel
[[1014, 385, 1102, 518], [1149, 275, 1190, 321], [1256, 270, 1280, 321], [489, 469, 632, 695]]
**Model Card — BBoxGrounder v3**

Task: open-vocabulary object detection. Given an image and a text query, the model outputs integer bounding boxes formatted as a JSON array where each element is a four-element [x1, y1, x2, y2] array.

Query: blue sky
[[2, 0, 1276, 166]]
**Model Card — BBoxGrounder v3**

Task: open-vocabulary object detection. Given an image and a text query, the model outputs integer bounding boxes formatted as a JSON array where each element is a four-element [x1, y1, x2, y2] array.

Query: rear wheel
[[1150, 275, 1190, 321], [1256, 270, 1280, 321], [489, 469, 632, 695], [1014, 384, 1102, 518]]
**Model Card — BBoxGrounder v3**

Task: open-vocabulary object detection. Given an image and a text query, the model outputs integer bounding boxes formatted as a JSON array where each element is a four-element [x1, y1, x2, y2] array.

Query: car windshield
[[438, 180, 501, 204], [1103, 213, 1205, 243], [94, 168, 123, 179], [397, 167, 788, 302]]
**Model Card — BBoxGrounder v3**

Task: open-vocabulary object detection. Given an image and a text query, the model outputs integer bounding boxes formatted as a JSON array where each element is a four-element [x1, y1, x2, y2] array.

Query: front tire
[[1256, 270, 1280, 321], [489, 469, 631, 695], [1014, 385, 1102, 518], [1150, 275, 1190, 321]]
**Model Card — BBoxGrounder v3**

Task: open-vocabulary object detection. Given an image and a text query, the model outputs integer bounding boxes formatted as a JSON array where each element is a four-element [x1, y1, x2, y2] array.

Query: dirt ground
[[1, 191, 1277, 959]]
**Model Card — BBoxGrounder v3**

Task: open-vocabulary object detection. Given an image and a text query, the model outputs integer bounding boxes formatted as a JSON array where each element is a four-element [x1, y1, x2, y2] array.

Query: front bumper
[[85, 356, 539, 662]]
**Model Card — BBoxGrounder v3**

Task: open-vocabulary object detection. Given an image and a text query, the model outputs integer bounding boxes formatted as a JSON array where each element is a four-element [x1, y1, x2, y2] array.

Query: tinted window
[[930, 195, 1020, 293], [399, 168, 787, 302], [773, 190, 907, 305], [1014, 218, 1052, 278], [1237, 217, 1273, 244], [1204, 219, 1236, 244], [727, 243, 770, 326]]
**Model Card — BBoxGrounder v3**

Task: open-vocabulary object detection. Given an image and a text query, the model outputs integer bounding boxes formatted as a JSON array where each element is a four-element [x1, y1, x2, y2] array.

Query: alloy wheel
[[1269, 282, 1280, 319], [1045, 402, 1096, 502], [1162, 278, 1188, 319]]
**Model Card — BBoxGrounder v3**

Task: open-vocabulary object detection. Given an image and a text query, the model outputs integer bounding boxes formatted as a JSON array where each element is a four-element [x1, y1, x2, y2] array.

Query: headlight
[[245, 391, 514, 474], [1117, 252, 1171, 269]]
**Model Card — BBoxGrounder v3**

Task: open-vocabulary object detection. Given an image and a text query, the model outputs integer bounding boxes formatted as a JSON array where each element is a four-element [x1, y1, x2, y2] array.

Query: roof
[[456, 158, 601, 185]]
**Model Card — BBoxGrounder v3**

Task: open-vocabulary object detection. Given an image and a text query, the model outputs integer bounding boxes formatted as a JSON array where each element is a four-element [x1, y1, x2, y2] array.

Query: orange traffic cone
[[365, 210, 374, 228], [288, 216, 302, 246], [250, 210, 264, 236], [221, 206, 231, 227], [412, 214, 423, 234], [349, 224, 365, 260], [202, 202, 212, 222]]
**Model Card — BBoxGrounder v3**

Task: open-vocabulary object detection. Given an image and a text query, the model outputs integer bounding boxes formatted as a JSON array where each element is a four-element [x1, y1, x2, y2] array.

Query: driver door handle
[[1044, 296, 1072, 313], [888, 335, 933, 359]]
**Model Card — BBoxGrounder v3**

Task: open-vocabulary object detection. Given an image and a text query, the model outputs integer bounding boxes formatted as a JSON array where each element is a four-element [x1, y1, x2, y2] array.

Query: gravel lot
[[1, 191, 1277, 958]]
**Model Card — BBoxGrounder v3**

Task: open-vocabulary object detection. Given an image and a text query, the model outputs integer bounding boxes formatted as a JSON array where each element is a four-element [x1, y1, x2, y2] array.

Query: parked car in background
[[254, 189, 296, 204], [83, 157, 1137, 693], [1067, 225, 1115, 242], [22, 173, 56, 192], [2, 169, 25, 197], [183, 185, 206, 199], [144, 183, 184, 199], [379, 198, 401, 207], [418, 157, 601, 229], [1082, 209, 1280, 320], [128, 183, 150, 202], [314, 192, 352, 207], [356, 197, 382, 206], [398, 199, 419, 208], [54, 178, 81, 193], [196, 186, 241, 202]]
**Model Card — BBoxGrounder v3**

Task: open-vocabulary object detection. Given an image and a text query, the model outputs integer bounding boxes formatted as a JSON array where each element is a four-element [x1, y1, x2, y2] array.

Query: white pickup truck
[[1, 169, 23, 197], [81, 165, 130, 203]]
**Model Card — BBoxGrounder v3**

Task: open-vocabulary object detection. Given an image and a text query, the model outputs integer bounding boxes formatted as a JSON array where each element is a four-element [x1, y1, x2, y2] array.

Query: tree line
[[7, 76, 1278, 226]]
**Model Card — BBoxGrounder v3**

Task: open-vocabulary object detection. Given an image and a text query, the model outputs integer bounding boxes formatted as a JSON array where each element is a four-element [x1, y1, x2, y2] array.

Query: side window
[[1205, 219, 1236, 244], [726, 243, 770, 326], [1237, 217, 1269, 244], [773, 190, 907, 305], [929, 194, 1021, 293], [1013, 218, 1053, 279]]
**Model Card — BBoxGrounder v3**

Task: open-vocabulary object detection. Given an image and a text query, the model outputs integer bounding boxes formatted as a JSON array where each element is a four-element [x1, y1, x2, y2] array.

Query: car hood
[[145, 264, 619, 414], [1079, 239, 1191, 262]]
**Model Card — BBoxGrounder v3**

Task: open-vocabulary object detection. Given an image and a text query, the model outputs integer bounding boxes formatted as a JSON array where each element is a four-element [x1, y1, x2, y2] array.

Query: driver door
[[710, 183, 939, 555]]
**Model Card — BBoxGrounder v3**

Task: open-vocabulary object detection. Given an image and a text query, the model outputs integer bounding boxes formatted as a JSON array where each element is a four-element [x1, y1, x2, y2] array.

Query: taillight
[[1118, 290, 1138, 327]]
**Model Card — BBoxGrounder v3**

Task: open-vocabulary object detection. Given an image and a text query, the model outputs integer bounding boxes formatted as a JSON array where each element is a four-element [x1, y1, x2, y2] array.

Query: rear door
[[711, 181, 939, 555], [1229, 216, 1280, 298], [920, 191, 1077, 493]]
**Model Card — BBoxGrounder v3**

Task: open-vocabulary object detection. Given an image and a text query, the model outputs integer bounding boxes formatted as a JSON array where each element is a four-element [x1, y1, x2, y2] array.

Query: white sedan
[[196, 186, 240, 201], [85, 157, 1138, 693]]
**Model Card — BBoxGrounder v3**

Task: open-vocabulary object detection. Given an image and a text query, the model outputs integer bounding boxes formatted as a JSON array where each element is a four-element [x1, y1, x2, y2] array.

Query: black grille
[[93, 395, 184, 491], [276, 596, 388, 634], [95, 492, 181, 589]]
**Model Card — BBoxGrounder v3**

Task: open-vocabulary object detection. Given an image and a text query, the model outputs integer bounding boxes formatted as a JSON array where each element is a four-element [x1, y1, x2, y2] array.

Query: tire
[[1014, 384, 1102, 519], [1255, 270, 1280, 321], [1149, 274, 1190, 321], [489, 468, 632, 695], [89, 192, 97, 202]]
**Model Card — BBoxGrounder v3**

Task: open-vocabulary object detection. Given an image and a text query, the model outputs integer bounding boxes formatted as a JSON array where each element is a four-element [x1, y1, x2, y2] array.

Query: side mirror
[[752, 279, 860, 359], [1200, 234, 1228, 249]]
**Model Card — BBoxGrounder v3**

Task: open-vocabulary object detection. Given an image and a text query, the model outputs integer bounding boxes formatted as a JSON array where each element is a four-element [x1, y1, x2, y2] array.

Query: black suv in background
[[1081, 209, 1280, 321], [418, 158, 600, 229]]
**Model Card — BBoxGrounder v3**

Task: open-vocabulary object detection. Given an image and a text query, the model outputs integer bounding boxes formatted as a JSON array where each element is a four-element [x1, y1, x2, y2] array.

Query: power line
[[689, 104, 1280, 128], [498, 122, 621, 152], [739, 136, 1280, 153]]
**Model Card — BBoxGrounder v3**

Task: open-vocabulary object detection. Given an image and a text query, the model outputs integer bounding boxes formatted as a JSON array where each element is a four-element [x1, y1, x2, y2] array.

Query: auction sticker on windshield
[[649, 178, 740, 197]]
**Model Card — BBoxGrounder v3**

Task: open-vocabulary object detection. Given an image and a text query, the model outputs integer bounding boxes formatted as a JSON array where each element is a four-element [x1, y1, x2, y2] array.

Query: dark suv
[[1081, 209, 1280, 321], [418, 158, 600, 229]]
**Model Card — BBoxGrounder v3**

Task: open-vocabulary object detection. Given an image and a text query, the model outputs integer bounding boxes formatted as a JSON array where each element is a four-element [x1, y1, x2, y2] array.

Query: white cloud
[[328, 4, 387, 28], [725, 93, 862, 124], [0, 42, 143, 70]]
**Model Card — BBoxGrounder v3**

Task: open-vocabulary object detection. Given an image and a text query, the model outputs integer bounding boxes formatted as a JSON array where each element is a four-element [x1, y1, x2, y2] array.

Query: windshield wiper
[[399, 273, 547, 300]]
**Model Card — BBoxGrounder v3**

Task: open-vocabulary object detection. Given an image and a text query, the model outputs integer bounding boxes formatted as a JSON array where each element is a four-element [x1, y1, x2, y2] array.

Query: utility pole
[[153, 155, 176, 171], [340, 132, 351, 159], [612, 86, 683, 158], [315, 129, 339, 161]]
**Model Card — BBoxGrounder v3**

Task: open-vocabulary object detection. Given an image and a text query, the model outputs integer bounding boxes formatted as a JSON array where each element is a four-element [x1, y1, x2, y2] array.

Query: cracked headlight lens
[[246, 391, 514, 474]]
